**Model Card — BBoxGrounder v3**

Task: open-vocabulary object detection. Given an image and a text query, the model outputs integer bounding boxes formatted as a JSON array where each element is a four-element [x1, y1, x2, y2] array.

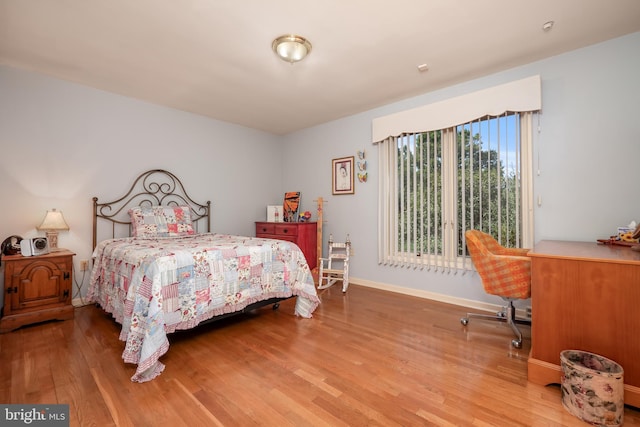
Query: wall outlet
[[80, 259, 89, 271]]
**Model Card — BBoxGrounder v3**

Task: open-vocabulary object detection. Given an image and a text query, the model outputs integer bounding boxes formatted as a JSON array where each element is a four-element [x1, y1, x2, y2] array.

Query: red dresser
[[255, 222, 317, 271]]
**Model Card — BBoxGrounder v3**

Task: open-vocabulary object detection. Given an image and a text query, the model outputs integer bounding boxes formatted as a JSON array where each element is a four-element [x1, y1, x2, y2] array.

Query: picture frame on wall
[[332, 156, 355, 195]]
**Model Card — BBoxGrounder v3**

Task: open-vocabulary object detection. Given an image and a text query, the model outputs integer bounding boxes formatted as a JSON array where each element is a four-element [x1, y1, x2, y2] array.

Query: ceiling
[[2, 1, 640, 135]]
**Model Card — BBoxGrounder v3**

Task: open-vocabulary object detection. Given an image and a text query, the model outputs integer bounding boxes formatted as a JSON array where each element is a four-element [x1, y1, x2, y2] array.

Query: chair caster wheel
[[511, 339, 522, 349], [460, 317, 469, 326]]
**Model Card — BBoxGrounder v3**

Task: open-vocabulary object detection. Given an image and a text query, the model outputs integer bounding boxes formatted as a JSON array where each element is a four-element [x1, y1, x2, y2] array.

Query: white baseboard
[[349, 277, 531, 319]]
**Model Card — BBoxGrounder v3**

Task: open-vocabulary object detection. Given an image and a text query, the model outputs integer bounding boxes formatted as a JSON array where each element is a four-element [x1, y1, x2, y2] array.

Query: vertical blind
[[377, 113, 535, 270]]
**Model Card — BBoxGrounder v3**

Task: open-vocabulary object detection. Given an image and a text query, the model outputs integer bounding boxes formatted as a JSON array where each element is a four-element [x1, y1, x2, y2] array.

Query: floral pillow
[[128, 206, 195, 238]]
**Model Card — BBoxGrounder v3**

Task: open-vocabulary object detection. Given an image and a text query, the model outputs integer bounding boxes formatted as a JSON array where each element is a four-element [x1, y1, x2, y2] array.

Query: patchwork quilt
[[88, 233, 320, 382]]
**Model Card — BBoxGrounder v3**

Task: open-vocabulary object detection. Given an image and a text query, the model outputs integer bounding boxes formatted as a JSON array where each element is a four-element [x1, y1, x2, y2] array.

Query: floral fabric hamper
[[560, 350, 624, 426]]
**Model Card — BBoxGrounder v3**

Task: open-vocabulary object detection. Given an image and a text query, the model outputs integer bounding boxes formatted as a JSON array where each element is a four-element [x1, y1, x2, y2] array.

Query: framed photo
[[332, 156, 355, 195]]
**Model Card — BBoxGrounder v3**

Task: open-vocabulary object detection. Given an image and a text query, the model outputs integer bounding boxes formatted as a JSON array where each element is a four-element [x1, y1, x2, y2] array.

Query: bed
[[87, 169, 320, 382]]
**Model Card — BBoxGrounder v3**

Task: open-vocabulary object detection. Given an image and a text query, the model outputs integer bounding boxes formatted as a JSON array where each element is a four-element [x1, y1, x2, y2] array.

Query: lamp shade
[[37, 209, 70, 231]]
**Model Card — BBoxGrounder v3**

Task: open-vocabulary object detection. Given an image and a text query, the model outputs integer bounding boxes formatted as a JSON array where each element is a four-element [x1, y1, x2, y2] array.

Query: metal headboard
[[92, 169, 211, 249]]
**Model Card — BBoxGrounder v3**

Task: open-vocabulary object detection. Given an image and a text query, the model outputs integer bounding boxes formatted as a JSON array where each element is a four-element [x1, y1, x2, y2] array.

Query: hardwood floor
[[1, 284, 639, 426]]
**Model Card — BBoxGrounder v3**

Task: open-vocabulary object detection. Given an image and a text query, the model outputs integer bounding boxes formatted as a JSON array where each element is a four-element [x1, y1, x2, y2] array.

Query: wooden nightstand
[[0, 249, 75, 333]]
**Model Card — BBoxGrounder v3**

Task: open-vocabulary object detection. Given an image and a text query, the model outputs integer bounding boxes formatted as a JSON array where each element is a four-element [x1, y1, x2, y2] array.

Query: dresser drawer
[[256, 223, 275, 234], [274, 224, 298, 237]]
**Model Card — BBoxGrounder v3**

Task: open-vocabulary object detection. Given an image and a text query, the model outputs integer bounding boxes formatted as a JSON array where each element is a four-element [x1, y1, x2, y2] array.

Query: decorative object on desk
[[619, 232, 639, 243], [266, 205, 283, 222], [617, 220, 639, 243], [629, 223, 640, 251], [560, 350, 624, 426], [283, 192, 301, 222], [37, 208, 69, 251], [332, 156, 354, 195], [298, 211, 312, 222], [597, 221, 640, 247], [597, 237, 638, 247]]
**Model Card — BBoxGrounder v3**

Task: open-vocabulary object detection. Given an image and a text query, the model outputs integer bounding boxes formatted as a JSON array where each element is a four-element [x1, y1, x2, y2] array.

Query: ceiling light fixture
[[272, 35, 312, 63]]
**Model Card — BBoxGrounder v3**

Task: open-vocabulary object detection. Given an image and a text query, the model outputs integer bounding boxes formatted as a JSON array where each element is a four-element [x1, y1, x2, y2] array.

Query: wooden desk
[[527, 240, 640, 407]]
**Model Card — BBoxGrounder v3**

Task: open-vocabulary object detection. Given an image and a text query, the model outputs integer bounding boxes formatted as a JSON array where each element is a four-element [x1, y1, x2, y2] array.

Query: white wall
[[282, 32, 640, 306], [1, 32, 639, 310], [0, 65, 284, 304]]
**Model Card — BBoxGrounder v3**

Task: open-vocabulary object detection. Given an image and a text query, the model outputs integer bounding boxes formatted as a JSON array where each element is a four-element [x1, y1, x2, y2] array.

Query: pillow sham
[[128, 206, 195, 238]]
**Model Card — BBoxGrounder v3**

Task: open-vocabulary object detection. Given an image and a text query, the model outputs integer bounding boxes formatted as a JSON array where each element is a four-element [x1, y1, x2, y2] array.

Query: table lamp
[[37, 208, 69, 251]]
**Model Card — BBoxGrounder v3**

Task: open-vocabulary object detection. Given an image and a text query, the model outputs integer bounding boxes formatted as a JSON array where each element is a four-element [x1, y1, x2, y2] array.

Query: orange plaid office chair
[[461, 230, 532, 348]]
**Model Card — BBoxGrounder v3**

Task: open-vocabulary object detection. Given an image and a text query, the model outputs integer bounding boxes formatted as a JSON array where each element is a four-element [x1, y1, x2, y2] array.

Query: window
[[377, 112, 534, 270]]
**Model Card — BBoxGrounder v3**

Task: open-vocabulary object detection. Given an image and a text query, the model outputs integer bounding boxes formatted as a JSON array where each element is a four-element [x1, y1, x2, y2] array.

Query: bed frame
[[92, 169, 211, 250], [92, 168, 289, 314]]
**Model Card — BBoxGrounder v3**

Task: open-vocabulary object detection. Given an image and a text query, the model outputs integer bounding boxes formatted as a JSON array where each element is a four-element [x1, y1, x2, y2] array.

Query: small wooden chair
[[318, 234, 351, 293]]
